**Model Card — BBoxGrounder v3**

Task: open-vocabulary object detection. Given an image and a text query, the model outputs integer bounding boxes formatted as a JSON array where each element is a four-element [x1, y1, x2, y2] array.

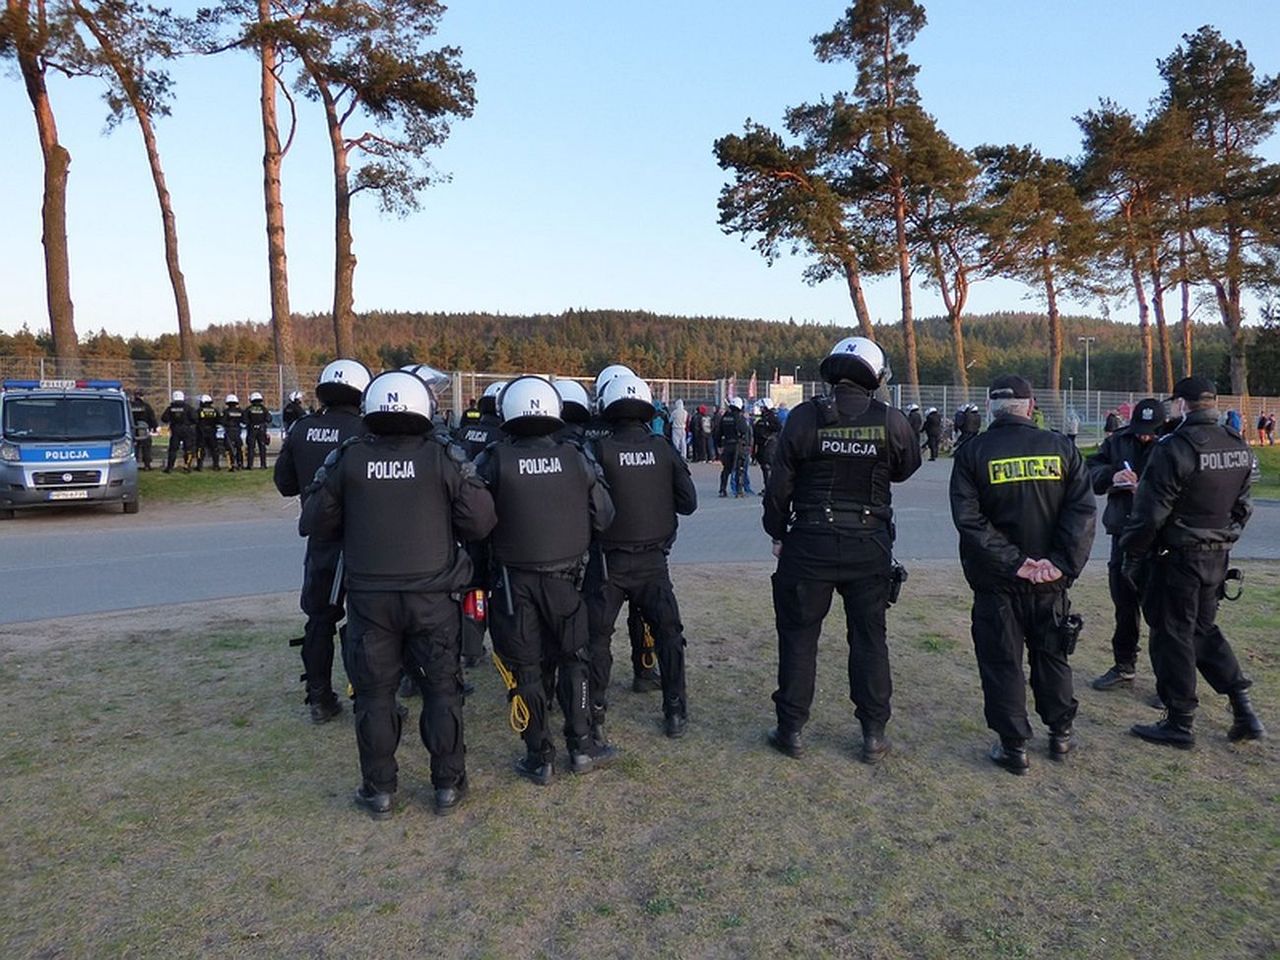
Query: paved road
[[2, 459, 1277, 624]]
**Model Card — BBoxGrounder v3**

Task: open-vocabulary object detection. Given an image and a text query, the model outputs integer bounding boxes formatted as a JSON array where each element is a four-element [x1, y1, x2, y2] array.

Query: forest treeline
[[6, 308, 1280, 395]]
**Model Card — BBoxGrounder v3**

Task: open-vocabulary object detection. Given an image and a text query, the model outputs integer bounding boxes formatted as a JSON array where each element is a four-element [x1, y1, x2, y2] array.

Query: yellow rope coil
[[491, 651, 530, 734], [641, 621, 657, 670]]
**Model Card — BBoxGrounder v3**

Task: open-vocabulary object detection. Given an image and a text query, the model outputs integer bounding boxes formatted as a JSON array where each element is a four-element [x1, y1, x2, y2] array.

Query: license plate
[[47, 489, 89, 501]]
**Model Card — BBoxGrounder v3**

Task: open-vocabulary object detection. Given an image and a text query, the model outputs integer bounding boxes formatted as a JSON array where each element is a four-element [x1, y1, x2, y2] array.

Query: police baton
[[329, 552, 344, 607]]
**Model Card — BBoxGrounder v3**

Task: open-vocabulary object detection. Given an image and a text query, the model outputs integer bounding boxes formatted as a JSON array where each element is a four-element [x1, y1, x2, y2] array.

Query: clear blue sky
[[2, 1, 1277, 341]]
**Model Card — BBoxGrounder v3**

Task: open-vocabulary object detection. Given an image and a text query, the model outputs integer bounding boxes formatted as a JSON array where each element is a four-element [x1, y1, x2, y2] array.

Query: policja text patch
[[818, 424, 884, 457], [987, 455, 1063, 484]]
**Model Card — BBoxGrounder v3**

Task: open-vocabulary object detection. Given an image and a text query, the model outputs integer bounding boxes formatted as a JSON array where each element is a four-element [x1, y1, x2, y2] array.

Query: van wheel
[[123, 501, 139, 515]]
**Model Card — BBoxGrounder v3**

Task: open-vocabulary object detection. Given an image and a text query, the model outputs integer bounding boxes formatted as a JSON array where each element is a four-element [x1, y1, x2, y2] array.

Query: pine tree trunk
[[315, 79, 356, 356], [258, 0, 298, 396], [1178, 223, 1193, 376], [893, 177, 918, 387], [949, 307, 968, 390], [841, 257, 875, 340], [1129, 259, 1152, 393], [1146, 249, 1174, 393], [13, 12, 78, 371], [1043, 257, 1061, 392]]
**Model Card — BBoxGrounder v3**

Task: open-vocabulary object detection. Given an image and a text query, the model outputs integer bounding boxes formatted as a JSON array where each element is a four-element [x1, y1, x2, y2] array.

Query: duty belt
[[1169, 541, 1232, 553], [792, 504, 888, 527]]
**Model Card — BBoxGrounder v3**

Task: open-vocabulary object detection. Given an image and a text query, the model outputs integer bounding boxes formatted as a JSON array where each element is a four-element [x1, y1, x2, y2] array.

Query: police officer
[[275, 359, 372, 722], [753, 397, 781, 492], [476, 375, 617, 784], [923, 407, 943, 461], [301, 371, 496, 818], [583, 364, 634, 443], [949, 375, 1095, 774], [222, 394, 246, 471], [1120, 377, 1266, 747], [282, 390, 307, 434], [130, 390, 157, 470], [160, 390, 197, 473], [764, 337, 921, 763], [586, 374, 698, 741], [244, 391, 272, 469], [194, 394, 221, 470], [905, 403, 923, 439], [1085, 398, 1163, 691], [717, 397, 750, 497], [453, 381, 506, 459], [553, 378, 593, 443]]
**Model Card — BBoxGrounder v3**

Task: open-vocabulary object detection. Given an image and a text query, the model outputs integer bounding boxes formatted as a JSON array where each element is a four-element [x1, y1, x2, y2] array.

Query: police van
[[0, 379, 140, 519]]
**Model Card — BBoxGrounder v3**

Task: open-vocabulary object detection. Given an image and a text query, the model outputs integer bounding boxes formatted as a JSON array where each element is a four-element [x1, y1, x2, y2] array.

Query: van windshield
[[2, 396, 128, 441]]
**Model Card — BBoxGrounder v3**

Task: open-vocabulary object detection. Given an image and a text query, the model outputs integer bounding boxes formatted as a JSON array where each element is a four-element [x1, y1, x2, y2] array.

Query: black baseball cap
[[988, 374, 1033, 400], [1129, 398, 1164, 435], [1168, 376, 1216, 402]]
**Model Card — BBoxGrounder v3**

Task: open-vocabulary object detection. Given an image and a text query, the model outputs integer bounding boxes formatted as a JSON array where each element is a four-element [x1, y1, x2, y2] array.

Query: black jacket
[[591, 420, 697, 552], [949, 414, 1095, 593], [1085, 427, 1157, 534], [716, 409, 751, 450], [274, 404, 365, 506], [1119, 410, 1254, 556], [923, 410, 942, 438]]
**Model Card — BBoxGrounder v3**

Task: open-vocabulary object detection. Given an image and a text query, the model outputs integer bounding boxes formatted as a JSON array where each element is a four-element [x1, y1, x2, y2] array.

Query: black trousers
[[925, 434, 940, 460], [719, 445, 745, 494], [586, 548, 687, 715], [165, 428, 194, 469], [489, 567, 591, 763], [970, 589, 1077, 741], [134, 435, 152, 468], [772, 528, 893, 732], [300, 537, 344, 703], [195, 431, 220, 468], [343, 590, 465, 792], [1141, 550, 1248, 717], [625, 602, 653, 676], [247, 429, 268, 468], [1106, 536, 1143, 668], [224, 437, 244, 469]]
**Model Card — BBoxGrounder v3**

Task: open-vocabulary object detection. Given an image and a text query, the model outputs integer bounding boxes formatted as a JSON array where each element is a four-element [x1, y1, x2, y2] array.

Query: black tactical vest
[[130, 401, 150, 426], [287, 409, 365, 504], [340, 436, 456, 580], [197, 405, 220, 432], [490, 441, 591, 567], [245, 402, 271, 430], [596, 433, 676, 547], [166, 402, 192, 428], [791, 394, 892, 521], [1168, 422, 1252, 536], [454, 415, 503, 460], [224, 406, 245, 438]]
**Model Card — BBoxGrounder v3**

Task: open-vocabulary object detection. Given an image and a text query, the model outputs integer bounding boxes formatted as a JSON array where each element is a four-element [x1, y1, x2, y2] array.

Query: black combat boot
[[1091, 663, 1136, 691], [1227, 690, 1266, 741], [859, 720, 890, 765], [308, 690, 341, 724], [353, 784, 393, 820], [514, 752, 554, 786], [632, 668, 661, 693], [1048, 724, 1077, 760], [590, 703, 610, 748], [433, 776, 468, 816], [570, 740, 619, 775], [1131, 711, 1195, 748], [663, 700, 687, 739], [988, 738, 1029, 775], [767, 726, 804, 759]]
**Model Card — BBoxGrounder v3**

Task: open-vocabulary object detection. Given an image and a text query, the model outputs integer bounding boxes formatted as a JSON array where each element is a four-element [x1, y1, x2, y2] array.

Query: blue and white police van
[[0, 379, 140, 519]]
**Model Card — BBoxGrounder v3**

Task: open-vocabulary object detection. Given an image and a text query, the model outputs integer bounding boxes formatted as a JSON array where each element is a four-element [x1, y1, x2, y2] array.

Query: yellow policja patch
[[987, 455, 1063, 484]]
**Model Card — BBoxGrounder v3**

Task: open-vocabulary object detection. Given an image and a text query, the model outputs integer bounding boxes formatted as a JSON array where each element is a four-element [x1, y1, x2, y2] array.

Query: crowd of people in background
[[128, 387, 292, 473]]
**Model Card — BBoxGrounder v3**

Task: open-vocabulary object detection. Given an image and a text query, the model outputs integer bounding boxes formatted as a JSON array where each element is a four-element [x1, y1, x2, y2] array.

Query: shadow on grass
[[1, 566, 1276, 959]]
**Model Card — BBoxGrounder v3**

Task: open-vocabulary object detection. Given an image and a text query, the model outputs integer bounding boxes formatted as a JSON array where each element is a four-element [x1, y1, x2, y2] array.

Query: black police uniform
[[282, 398, 307, 434], [222, 402, 246, 470], [923, 409, 943, 461], [906, 407, 923, 437], [244, 398, 272, 468], [763, 383, 921, 748], [453, 411, 504, 460], [1119, 409, 1256, 730], [195, 401, 221, 470], [160, 398, 197, 472], [274, 403, 366, 714], [451, 407, 505, 663], [753, 407, 781, 490], [717, 407, 751, 496], [950, 412, 1095, 751], [477, 434, 615, 771], [130, 395, 157, 469], [1085, 417, 1158, 677], [586, 420, 698, 736], [301, 431, 496, 799]]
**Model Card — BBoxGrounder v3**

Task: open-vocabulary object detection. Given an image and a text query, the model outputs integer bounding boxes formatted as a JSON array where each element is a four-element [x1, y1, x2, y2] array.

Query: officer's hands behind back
[[1016, 558, 1063, 585]]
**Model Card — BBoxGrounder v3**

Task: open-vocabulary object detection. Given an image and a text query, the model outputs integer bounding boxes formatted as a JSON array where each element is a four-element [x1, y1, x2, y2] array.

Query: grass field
[[2, 564, 1276, 959], [1250, 443, 1280, 500], [137, 451, 278, 503]]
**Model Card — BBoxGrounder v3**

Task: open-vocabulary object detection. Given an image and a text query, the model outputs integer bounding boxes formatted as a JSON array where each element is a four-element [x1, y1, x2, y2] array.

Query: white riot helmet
[[759, 396, 776, 410], [926, 406, 937, 414], [819, 336, 890, 389], [727, 396, 745, 410], [906, 403, 920, 411], [593, 363, 635, 399], [478, 379, 508, 416], [249, 391, 263, 403], [199, 393, 213, 405], [554, 378, 592, 424], [601, 373, 655, 421], [172, 390, 185, 402], [362, 370, 434, 434], [289, 390, 303, 403], [317, 358, 371, 407], [225, 394, 239, 405], [499, 375, 563, 435], [400, 363, 451, 392]]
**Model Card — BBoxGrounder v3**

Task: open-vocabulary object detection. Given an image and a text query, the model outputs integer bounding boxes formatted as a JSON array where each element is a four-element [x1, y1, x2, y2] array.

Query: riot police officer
[[282, 390, 307, 434], [194, 394, 221, 470], [476, 375, 617, 785], [130, 390, 157, 469], [1085, 398, 1163, 691], [764, 337, 921, 763], [753, 397, 781, 491], [923, 407, 943, 461], [950, 375, 1095, 774], [717, 397, 751, 497], [583, 364, 634, 443], [301, 371, 496, 818], [1120, 377, 1266, 747], [244, 391, 272, 469], [905, 403, 923, 438], [222, 394, 246, 471], [453, 381, 506, 459], [553, 378, 593, 444], [586, 374, 698, 741], [275, 359, 371, 722], [160, 390, 197, 473]]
